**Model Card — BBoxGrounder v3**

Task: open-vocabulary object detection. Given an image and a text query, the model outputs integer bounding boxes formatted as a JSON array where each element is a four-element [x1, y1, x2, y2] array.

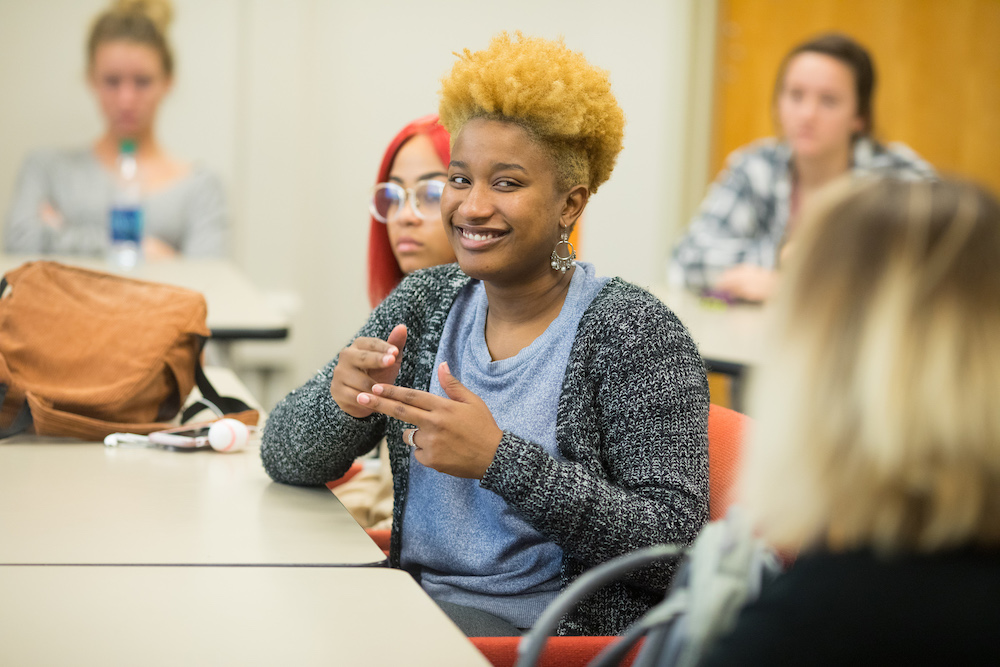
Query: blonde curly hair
[[438, 32, 625, 194]]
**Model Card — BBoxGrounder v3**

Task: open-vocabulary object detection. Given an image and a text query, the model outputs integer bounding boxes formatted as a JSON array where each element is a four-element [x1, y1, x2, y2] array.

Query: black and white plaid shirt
[[671, 137, 935, 289]]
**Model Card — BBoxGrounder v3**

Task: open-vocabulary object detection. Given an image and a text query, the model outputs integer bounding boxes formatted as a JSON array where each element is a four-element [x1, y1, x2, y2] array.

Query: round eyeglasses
[[369, 179, 445, 223]]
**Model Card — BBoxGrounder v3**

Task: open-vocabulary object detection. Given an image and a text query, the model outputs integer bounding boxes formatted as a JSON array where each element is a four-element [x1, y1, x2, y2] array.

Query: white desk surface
[[651, 284, 769, 369], [0, 566, 489, 667], [0, 439, 384, 566], [0, 255, 288, 340]]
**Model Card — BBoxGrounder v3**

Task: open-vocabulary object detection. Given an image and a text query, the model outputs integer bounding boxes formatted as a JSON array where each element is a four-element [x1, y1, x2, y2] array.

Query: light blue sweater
[[400, 263, 608, 628]]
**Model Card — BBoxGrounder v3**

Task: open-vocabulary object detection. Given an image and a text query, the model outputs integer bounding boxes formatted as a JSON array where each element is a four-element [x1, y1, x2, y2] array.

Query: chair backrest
[[471, 636, 641, 667], [707, 404, 749, 521]]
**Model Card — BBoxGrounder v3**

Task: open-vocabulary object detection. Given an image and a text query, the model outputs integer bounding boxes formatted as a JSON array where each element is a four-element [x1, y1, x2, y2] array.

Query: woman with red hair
[[366, 114, 456, 307], [337, 115, 456, 529]]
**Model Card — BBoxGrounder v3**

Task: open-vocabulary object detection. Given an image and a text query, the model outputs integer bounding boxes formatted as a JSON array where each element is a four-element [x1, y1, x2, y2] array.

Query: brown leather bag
[[0, 260, 256, 440]]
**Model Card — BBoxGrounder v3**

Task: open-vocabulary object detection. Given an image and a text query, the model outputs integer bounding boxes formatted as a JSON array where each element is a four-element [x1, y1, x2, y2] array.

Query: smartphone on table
[[147, 423, 213, 452]]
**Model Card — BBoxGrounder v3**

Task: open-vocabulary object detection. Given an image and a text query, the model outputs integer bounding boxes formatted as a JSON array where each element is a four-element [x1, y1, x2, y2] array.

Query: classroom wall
[[0, 0, 713, 403]]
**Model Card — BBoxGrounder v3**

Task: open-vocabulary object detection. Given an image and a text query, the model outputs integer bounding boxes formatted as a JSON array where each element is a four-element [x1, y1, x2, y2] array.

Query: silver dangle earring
[[550, 227, 577, 273]]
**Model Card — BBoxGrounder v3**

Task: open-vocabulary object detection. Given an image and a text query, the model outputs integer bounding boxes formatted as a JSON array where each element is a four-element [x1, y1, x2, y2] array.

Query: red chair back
[[471, 636, 641, 667], [324, 461, 364, 490], [707, 403, 749, 520], [366, 528, 391, 557]]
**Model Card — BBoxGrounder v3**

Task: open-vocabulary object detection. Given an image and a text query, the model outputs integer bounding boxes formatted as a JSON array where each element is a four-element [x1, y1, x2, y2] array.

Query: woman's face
[[441, 118, 570, 286], [385, 134, 456, 274], [89, 40, 171, 140], [777, 52, 864, 161]]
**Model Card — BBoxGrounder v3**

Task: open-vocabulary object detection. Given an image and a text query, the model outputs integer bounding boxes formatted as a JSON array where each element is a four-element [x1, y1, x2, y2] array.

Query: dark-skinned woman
[[261, 32, 708, 638]]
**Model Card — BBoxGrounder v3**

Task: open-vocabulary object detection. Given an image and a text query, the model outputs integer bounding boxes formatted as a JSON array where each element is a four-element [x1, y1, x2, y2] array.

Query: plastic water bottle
[[108, 139, 143, 269]]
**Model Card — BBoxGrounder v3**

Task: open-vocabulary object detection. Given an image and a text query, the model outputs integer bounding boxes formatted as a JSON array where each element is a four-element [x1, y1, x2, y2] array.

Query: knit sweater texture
[[260, 263, 710, 635]]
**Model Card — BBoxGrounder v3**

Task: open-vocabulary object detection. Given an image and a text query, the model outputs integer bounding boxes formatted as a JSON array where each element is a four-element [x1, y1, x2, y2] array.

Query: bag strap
[[0, 384, 33, 438], [0, 284, 27, 437], [180, 362, 253, 422]]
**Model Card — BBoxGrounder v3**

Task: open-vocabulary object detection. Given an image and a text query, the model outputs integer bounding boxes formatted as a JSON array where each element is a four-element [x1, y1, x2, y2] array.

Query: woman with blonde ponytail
[[4, 0, 229, 259]]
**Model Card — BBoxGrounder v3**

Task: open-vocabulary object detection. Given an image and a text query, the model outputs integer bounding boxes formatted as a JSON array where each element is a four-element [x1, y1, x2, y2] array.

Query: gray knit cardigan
[[260, 263, 709, 636]]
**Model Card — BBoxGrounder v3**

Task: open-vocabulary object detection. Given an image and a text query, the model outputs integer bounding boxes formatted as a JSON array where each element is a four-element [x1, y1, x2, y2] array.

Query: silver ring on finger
[[406, 428, 419, 447]]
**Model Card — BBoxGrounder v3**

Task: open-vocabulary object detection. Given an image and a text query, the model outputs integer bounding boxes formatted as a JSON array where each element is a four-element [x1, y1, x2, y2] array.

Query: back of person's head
[[438, 31, 625, 195], [88, 0, 174, 76], [773, 32, 876, 138], [366, 114, 451, 308], [744, 176, 1000, 555]]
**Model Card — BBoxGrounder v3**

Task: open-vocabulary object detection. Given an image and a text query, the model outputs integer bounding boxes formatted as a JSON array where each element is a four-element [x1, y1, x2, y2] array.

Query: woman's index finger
[[371, 383, 443, 412], [351, 336, 399, 355]]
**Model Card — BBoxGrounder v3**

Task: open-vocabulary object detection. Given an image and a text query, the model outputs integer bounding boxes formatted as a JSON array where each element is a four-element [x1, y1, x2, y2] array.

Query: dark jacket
[[701, 547, 1000, 665]]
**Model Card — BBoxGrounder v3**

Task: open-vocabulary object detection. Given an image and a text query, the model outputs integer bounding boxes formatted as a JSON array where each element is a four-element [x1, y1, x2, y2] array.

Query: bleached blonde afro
[[438, 32, 625, 194]]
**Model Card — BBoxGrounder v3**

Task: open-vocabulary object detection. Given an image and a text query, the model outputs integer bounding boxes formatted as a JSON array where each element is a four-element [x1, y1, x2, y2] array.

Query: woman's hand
[[714, 264, 779, 303], [357, 362, 503, 479], [330, 324, 408, 418], [142, 237, 178, 261], [39, 202, 64, 229]]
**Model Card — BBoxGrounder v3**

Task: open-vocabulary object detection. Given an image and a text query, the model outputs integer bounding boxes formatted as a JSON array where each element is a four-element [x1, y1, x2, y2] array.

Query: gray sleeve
[[260, 276, 430, 486], [178, 168, 230, 258], [4, 152, 52, 253], [260, 266, 465, 487], [259, 353, 388, 487], [480, 286, 710, 589]]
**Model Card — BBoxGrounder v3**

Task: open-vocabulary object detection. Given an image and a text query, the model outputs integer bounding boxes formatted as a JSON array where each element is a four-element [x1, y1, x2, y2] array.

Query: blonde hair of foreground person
[[438, 31, 625, 194], [742, 176, 1000, 555]]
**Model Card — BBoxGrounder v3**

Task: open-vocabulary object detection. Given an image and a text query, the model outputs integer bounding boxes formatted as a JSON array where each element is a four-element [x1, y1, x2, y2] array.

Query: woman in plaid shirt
[[672, 33, 934, 302]]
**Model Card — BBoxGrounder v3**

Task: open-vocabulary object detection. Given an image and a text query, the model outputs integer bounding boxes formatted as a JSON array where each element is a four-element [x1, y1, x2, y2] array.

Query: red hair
[[366, 114, 451, 308]]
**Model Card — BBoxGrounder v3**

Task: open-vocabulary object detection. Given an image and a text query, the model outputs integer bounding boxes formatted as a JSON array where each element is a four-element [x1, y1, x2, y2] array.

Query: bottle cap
[[119, 139, 137, 154]]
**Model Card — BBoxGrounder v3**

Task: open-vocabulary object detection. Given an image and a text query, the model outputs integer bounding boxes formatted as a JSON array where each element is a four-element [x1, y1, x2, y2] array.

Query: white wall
[[0, 0, 713, 404]]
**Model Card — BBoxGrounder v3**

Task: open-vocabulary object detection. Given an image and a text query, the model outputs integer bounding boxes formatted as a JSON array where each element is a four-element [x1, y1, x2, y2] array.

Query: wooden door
[[711, 0, 1000, 194]]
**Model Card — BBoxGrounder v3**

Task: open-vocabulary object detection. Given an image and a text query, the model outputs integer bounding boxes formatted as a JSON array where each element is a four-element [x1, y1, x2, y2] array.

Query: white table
[[0, 439, 385, 566], [652, 285, 767, 368], [0, 566, 489, 666], [0, 255, 288, 341], [652, 285, 769, 409]]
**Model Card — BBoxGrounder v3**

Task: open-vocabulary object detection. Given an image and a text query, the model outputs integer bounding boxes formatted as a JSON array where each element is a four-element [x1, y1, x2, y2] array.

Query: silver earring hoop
[[406, 429, 419, 447], [550, 228, 576, 273]]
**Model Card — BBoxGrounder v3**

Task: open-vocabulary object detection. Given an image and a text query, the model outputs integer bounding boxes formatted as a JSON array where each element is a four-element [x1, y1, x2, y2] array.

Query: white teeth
[[461, 228, 498, 241]]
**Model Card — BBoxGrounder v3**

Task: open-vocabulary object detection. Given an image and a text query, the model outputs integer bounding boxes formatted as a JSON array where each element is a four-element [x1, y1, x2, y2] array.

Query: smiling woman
[[261, 32, 709, 638], [3, 0, 229, 259]]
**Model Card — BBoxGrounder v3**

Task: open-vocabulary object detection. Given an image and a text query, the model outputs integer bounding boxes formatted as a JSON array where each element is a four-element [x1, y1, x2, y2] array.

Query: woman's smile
[[454, 225, 510, 249], [442, 118, 574, 285]]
